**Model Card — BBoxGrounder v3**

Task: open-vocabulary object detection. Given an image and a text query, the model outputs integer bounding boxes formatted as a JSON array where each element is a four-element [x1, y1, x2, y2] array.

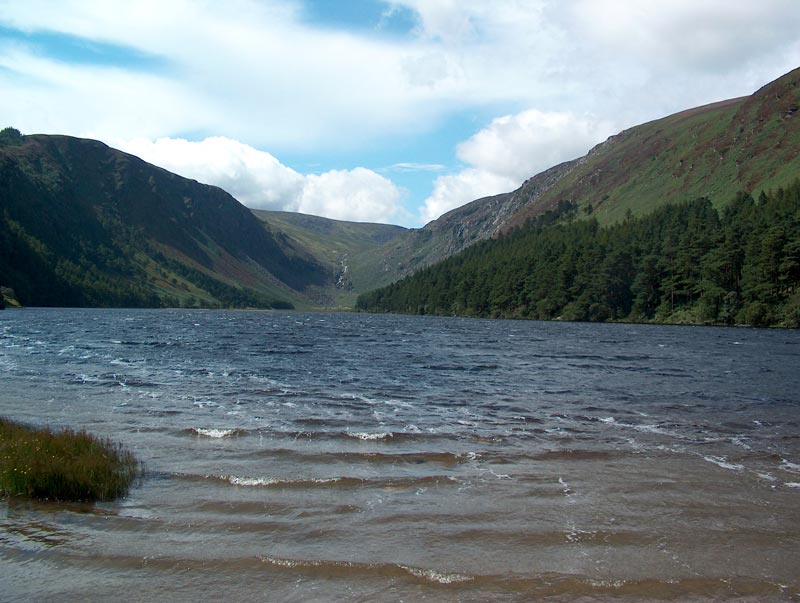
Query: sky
[[1, 1, 798, 228]]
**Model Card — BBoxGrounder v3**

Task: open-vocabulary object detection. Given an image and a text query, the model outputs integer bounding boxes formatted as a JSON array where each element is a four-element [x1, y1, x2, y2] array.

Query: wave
[[346, 431, 394, 441], [18, 547, 787, 599], [529, 449, 617, 461], [255, 556, 786, 597], [702, 455, 745, 471], [279, 430, 455, 444], [184, 473, 460, 490], [258, 555, 473, 584], [236, 448, 469, 466], [780, 458, 800, 473], [184, 427, 251, 438]]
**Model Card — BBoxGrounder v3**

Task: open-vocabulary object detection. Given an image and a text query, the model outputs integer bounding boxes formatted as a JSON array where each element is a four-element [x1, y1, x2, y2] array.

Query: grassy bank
[[0, 418, 140, 502]]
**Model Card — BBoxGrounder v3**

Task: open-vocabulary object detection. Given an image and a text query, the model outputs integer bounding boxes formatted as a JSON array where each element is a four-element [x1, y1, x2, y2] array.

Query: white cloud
[[570, 0, 800, 73], [418, 110, 616, 224], [110, 136, 402, 224], [111, 137, 305, 211], [457, 110, 615, 183], [0, 0, 451, 150], [299, 168, 402, 224], [419, 168, 516, 225]]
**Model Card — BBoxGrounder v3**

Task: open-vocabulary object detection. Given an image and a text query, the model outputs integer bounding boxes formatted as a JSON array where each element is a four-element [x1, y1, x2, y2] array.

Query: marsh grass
[[0, 418, 140, 502]]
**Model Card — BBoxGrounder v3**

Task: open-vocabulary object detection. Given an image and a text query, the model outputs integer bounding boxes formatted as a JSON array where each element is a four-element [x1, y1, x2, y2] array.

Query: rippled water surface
[[1, 309, 799, 602]]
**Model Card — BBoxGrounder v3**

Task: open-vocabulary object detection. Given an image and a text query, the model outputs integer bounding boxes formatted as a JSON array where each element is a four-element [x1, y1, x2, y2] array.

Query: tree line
[[357, 181, 800, 327]]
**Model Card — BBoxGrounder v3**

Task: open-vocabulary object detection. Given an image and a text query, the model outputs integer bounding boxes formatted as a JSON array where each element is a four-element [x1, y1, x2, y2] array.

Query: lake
[[1, 308, 798, 602]]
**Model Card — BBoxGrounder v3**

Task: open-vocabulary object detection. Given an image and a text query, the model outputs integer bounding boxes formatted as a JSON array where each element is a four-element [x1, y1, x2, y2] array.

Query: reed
[[0, 418, 140, 502]]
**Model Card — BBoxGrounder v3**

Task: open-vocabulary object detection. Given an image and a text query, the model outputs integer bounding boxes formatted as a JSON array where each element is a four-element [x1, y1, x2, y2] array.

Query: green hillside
[[252, 210, 406, 306], [510, 67, 800, 227], [0, 133, 329, 308]]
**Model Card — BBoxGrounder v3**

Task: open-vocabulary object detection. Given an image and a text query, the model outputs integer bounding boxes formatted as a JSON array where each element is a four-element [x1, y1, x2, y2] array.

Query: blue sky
[[1, 1, 799, 226]]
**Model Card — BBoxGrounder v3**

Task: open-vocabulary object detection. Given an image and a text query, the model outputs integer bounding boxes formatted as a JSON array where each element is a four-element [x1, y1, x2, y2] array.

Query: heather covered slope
[[508, 67, 800, 227], [0, 134, 330, 308]]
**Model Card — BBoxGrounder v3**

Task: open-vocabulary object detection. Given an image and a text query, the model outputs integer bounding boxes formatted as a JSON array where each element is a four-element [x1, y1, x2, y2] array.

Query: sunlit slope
[[510, 66, 800, 226]]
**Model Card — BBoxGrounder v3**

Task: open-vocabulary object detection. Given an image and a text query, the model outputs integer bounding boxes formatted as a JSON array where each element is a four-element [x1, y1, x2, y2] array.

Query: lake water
[[1, 308, 799, 602]]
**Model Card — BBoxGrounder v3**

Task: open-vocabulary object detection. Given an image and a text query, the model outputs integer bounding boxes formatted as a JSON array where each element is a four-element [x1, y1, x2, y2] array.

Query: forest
[[357, 180, 800, 328]]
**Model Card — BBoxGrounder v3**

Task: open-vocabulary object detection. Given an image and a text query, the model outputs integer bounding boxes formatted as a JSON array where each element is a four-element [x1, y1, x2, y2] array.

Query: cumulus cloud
[[419, 168, 516, 225], [112, 137, 305, 211], [299, 168, 402, 223], [110, 136, 402, 224], [457, 110, 615, 183], [419, 110, 615, 224]]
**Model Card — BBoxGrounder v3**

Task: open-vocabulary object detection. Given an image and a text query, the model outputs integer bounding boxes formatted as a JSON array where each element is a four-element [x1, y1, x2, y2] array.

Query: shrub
[[0, 127, 23, 146], [0, 418, 141, 501]]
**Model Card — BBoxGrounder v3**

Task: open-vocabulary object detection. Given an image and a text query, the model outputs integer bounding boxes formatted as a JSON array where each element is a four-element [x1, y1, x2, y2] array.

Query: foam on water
[[399, 565, 474, 584], [190, 427, 242, 438], [347, 431, 394, 441], [257, 556, 473, 585], [702, 455, 745, 471], [780, 459, 800, 473]]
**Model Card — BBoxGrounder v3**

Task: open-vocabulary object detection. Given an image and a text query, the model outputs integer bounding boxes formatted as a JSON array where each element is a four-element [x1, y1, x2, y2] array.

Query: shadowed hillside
[[0, 134, 329, 308]]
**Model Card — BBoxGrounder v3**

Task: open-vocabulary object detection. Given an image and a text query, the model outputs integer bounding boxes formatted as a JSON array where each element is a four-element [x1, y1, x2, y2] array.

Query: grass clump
[[0, 418, 140, 502]]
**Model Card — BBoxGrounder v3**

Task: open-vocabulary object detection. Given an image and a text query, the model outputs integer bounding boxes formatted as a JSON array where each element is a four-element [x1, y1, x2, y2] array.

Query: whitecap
[[400, 565, 473, 584], [347, 431, 393, 441], [784, 482, 800, 489], [192, 427, 239, 438], [730, 436, 752, 450], [780, 459, 800, 473], [599, 417, 616, 424], [558, 477, 576, 502], [227, 476, 280, 486], [703, 455, 744, 471]]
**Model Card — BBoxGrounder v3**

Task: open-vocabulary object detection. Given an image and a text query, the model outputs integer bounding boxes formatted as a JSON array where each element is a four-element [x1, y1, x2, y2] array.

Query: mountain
[[356, 67, 800, 327], [251, 210, 406, 306], [352, 161, 575, 292], [360, 67, 800, 288], [0, 133, 396, 308]]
